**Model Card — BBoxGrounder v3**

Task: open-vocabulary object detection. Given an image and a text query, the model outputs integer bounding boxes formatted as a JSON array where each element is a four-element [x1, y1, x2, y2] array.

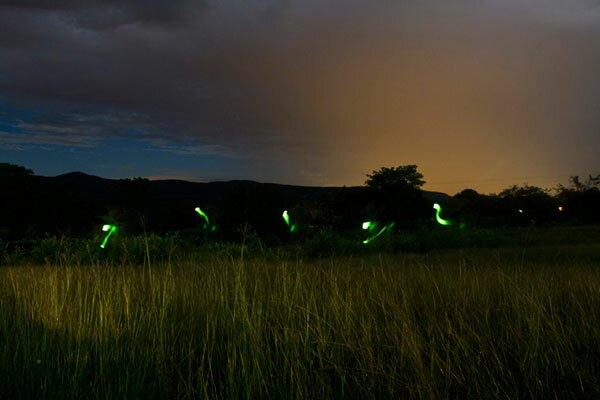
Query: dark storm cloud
[[0, 0, 205, 30], [1, 0, 599, 188], [0, 0, 317, 163], [0, 108, 163, 151]]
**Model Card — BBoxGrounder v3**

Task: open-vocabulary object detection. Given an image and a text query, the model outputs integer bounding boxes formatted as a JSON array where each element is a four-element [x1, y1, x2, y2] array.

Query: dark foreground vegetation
[[1, 162, 599, 243], [2, 224, 600, 267], [1, 238, 600, 399]]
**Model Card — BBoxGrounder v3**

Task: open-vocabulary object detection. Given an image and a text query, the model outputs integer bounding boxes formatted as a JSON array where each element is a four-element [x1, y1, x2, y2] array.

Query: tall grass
[[1, 247, 600, 398]]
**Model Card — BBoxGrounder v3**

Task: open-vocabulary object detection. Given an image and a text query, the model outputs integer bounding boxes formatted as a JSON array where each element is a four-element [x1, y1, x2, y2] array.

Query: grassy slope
[[1, 245, 600, 399]]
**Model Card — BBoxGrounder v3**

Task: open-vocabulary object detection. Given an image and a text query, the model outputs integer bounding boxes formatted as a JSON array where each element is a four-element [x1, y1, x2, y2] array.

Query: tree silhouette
[[451, 189, 503, 227], [566, 175, 600, 192], [498, 184, 556, 225], [365, 165, 425, 191], [364, 165, 428, 227], [0, 163, 36, 238], [556, 174, 600, 223], [0, 163, 33, 179]]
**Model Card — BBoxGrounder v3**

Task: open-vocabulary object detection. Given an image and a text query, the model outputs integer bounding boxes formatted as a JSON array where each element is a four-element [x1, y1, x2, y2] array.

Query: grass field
[[1, 235, 600, 398]]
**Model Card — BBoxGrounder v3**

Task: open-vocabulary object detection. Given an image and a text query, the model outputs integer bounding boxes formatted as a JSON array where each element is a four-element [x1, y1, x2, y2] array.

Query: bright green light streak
[[195, 207, 210, 225], [100, 225, 117, 249], [362, 221, 379, 232], [282, 210, 297, 233], [363, 222, 394, 244], [282, 210, 290, 226], [433, 203, 451, 226]]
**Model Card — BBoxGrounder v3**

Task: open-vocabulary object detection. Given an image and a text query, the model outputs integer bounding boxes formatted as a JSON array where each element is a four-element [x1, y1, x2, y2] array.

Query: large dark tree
[[365, 165, 425, 191], [0, 163, 36, 239], [364, 165, 429, 227]]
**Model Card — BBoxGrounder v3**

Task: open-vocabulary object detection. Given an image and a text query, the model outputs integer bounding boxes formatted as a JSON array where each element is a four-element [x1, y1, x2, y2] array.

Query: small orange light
[[558, 206, 564, 212]]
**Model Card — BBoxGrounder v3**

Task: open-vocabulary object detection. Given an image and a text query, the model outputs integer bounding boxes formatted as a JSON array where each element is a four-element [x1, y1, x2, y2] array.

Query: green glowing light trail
[[282, 210, 297, 233], [362, 222, 394, 244], [100, 224, 117, 249], [282, 210, 290, 226], [433, 203, 451, 226], [195, 207, 210, 225]]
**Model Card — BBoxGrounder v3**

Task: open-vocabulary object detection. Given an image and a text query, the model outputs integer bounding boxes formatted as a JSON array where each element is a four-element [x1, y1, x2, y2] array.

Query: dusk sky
[[1, 0, 599, 194]]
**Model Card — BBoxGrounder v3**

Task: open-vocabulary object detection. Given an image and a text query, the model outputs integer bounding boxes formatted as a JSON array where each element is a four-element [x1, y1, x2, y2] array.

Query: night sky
[[1, 0, 599, 194]]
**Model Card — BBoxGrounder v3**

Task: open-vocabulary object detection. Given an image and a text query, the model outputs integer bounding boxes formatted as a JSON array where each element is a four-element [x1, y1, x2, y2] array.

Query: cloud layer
[[1, 0, 599, 191]]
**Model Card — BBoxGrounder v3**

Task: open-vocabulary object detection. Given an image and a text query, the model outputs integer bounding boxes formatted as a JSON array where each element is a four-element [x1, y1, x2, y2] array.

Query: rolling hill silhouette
[[41, 171, 451, 205], [0, 170, 451, 239]]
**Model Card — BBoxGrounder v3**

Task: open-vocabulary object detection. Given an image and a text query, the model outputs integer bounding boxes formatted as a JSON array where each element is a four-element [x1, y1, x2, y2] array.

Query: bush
[[304, 227, 364, 257]]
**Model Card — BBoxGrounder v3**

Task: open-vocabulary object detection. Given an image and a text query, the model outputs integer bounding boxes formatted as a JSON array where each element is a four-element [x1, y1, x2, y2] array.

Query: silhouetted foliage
[[0, 163, 33, 179], [365, 165, 425, 191], [497, 185, 556, 226], [555, 175, 600, 223], [450, 189, 502, 227], [1, 163, 599, 241], [364, 165, 429, 227], [0, 163, 36, 239], [566, 174, 600, 192], [113, 177, 156, 234], [217, 182, 287, 239], [321, 186, 371, 231]]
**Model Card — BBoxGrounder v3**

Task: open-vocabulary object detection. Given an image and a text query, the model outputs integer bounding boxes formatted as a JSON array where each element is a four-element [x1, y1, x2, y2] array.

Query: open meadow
[[1, 228, 600, 399], [3, 0, 600, 396]]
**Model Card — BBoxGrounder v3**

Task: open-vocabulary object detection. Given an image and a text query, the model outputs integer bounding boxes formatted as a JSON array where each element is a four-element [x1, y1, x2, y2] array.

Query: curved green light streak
[[433, 203, 451, 226], [282, 210, 290, 226], [194, 207, 210, 225], [362, 222, 394, 244], [100, 224, 117, 249], [282, 210, 297, 233]]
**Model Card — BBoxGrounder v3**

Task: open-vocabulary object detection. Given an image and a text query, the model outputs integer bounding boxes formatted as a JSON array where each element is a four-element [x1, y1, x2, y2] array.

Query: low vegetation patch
[[1, 243, 599, 398]]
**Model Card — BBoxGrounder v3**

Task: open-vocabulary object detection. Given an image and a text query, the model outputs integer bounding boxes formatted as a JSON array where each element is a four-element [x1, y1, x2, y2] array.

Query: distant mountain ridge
[[43, 171, 451, 204], [0, 170, 455, 239]]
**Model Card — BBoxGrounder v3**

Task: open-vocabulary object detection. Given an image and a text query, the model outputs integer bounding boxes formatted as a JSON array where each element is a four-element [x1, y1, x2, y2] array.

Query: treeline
[[1, 163, 599, 242]]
